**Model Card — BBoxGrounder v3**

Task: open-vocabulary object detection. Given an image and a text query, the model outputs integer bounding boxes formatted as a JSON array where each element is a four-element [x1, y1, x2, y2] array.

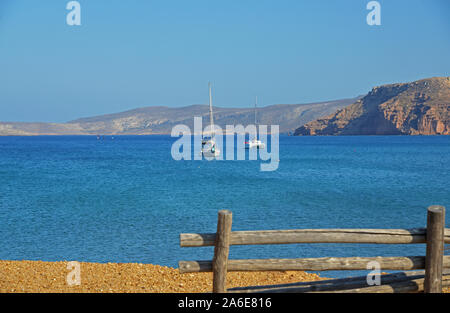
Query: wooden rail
[[180, 228, 450, 247], [179, 255, 450, 273], [179, 206, 447, 293], [228, 270, 450, 293]]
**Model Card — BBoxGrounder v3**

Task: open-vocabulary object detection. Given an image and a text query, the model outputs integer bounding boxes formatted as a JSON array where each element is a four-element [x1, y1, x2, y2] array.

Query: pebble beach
[[0, 260, 323, 293], [2, 260, 449, 293]]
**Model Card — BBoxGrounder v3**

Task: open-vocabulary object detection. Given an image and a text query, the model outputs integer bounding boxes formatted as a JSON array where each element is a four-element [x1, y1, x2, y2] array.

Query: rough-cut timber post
[[212, 210, 233, 293], [425, 205, 446, 293]]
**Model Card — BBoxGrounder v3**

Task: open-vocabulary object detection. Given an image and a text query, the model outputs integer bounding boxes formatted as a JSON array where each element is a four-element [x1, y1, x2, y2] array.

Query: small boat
[[245, 96, 265, 149], [201, 83, 220, 158], [245, 137, 266, 149], [201, 136, 219, 158]]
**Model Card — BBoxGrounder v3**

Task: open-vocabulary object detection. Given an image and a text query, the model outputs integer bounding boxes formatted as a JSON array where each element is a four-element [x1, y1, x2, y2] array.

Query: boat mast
[[254, 96, 258, 126], [209, 82, 214, 138], [255, 96, 258, 140]]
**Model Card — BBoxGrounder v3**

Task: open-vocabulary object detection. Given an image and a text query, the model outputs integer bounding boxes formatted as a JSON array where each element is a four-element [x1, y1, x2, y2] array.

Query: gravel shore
[[0, 260, 322, 293], [3, 260, 448, 293]]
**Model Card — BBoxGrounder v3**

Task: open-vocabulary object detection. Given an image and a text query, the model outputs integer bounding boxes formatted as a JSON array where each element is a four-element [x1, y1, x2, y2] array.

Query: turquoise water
[[0, 135, 449, 277]]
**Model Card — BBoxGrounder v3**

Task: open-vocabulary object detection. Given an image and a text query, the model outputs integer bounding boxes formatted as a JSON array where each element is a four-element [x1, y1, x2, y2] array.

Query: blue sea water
[[0, 135, 449, 278]]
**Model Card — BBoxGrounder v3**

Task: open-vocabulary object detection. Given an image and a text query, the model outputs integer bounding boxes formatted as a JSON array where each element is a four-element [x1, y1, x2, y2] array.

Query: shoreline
[[0, 260, 322, 293], [2, 260, 449, 293]]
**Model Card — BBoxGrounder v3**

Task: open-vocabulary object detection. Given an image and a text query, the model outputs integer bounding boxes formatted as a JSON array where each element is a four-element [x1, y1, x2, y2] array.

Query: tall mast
[[209, 82, 214, 137], [255, 96, 258, 140], [254, 96, 258, 126]]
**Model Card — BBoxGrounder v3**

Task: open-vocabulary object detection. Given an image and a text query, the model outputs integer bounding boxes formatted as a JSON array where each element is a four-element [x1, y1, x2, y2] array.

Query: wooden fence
[[179, 205, 449, 293]]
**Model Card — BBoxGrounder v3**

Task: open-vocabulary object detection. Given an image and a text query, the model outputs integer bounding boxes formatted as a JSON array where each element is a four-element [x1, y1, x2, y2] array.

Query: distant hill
[[294, 77, 450, 136], [0, 98, 357, 135]]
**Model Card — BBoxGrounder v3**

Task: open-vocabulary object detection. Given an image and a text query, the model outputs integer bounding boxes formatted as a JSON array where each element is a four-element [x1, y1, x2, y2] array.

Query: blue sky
[[0, 0, 449, 122]]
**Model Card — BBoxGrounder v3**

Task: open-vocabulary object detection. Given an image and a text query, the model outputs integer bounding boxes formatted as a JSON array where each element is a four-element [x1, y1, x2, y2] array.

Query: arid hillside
[[295, 77, 450, 136], [0, 98, 357, 135]]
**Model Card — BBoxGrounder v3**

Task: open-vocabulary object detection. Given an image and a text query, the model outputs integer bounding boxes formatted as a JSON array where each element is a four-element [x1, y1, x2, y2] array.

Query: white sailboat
[[245, 96, 266, 149], [201, 82, 220, 158]]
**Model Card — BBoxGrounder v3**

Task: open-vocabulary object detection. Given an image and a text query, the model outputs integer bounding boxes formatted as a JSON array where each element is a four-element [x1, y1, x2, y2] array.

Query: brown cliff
[[295, 77, 450, 136]]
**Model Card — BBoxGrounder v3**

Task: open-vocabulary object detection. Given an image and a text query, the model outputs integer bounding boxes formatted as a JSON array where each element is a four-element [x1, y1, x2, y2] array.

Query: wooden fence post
[[212, 210, 233, 293], [424, 205, 446, 293]]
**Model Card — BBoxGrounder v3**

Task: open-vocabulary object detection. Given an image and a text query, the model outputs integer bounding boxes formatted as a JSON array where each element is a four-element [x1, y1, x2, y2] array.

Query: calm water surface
[[0, 135, 449, 277]]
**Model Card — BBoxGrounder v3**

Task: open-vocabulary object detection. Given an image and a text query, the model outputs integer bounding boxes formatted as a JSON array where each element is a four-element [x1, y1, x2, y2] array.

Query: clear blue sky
[[0, 0, 449, 122]]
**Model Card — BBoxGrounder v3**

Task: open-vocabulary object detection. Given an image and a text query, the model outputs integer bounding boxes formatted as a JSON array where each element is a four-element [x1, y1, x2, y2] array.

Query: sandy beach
[[0, 260, 323, 293]]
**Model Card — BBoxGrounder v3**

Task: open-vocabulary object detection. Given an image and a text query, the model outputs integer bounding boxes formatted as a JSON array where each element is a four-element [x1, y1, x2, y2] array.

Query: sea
[[0, 135, 449, 278]]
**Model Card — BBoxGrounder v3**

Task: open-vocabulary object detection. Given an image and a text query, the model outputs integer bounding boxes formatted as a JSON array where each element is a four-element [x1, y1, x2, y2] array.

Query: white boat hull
[[245, 140, 265, 149], [201, 149, 221, 158]]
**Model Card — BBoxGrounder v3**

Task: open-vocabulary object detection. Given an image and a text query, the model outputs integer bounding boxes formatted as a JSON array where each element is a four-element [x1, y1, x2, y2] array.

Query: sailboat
[[201, 82, 220, 158], [245, 96, 266, 149]]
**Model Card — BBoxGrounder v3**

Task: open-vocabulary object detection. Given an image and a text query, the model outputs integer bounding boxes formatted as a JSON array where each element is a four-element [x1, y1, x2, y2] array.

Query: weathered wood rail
[[179, 205, 448, 293], [181, 228, 450, 246]]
